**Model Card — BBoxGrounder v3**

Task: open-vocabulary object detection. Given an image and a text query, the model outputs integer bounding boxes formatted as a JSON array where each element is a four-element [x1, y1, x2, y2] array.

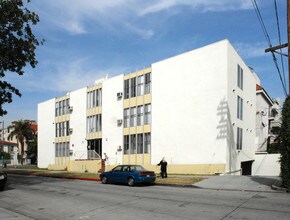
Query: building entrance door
[[241, 161, 253, 175]]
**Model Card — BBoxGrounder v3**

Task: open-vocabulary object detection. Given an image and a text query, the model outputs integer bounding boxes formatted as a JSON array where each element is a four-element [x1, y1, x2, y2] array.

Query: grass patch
[[155, 177, 205, 185], [6, 169, 206, 184]]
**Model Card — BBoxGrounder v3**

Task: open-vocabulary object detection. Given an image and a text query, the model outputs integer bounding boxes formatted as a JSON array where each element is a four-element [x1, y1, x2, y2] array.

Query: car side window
[[122, 166, 130, 172], [112, 166, 122, 172], [130, 166, 136, 172]]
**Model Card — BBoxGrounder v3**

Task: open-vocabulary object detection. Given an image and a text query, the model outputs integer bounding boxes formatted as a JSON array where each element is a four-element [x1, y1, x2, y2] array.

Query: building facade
[[38, 40, 260, 174], [0, 120, 37, 165]]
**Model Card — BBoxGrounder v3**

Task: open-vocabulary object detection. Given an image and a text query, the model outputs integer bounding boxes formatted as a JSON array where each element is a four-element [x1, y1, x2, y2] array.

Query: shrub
[[279, 96, 290, 188]]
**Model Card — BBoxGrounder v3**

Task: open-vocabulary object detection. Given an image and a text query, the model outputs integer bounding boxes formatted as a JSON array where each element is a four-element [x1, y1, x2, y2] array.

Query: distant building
[[0, 120, 37, 165], [38, 39, 262, 175], [255, 84, 274, 152]]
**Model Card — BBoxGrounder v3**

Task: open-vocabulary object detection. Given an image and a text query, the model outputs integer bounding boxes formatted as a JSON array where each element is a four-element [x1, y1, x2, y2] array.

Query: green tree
[[279, 96, 290, 188], [0, 151, 11, 160], [26, 133, 37, 164], [7, 120, 35, 165], [0, 0, 44, 116]]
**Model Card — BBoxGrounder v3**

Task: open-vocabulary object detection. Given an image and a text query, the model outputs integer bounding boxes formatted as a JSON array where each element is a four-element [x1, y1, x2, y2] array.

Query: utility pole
[[265, 0, 290, 95], [287, 0, 290, 94]]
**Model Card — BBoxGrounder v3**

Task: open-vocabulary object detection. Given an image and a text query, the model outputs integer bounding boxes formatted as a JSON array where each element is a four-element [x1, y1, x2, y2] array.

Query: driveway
[[193, 175, 281, 192]]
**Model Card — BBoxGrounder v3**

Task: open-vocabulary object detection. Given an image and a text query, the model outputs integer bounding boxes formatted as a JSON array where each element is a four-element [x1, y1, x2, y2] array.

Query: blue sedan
[[100, 165, 156, 186]]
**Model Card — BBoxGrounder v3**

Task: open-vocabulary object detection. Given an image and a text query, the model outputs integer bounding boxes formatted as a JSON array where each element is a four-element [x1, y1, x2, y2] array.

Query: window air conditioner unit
[[69, 128, 73, 133], [117, 92, 123, 99], [117, 119, 123, 126], [68, 106, 73, 111]]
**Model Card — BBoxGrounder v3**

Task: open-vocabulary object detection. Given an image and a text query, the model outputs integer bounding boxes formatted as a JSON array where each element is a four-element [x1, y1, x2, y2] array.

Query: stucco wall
[[252, 154, 280, 176], [70, 88, 87, 160], [38, 98, 55, 168], [227, 42, 257, 172], [102, 75, 124, 164], [255, 93, 271, 152], [151, 40, 228, 165]]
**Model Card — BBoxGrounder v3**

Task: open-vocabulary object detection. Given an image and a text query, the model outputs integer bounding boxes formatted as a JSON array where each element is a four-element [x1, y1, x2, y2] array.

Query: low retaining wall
[[252, 153, 280, 176]]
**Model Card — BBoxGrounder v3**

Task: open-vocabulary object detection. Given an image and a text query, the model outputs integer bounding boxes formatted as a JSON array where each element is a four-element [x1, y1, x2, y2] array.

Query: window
[[130, 107, 137, 127], [137, 134, 143, 154], [130, 78, 136, 98], [55, 102, 59, 116], [137, 106, 144, 126], [237, 127, 243, 150], [144, 104, 151, 124], [55, 142, 70, 157], [137, 75, 144, 96], [124, 108, 130, 128], [55, 99, 70, 116], [66, 121, 70, 136], [237, 96, 243, 120], [144, 133, 151, 153], [237, 64, 243, 90], [55, 121, 70, 137], [144, 72, 151, 94], [87, 89, 102, 109], [124, 79, 130, 99], [130, 134, 136, 154], [124, 135, 129, 154], [87, 114, 102, 133]]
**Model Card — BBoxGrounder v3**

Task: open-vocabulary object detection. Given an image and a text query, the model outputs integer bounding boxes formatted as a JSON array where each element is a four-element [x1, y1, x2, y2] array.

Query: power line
[[251, 0, 288, 96], [274, 0, 287, 91]]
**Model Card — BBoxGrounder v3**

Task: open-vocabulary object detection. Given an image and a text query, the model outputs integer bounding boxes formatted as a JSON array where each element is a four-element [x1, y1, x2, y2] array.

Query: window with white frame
[[144, 104, 151, 124], [87, 89, 102, 109], [237, 127, 243, 150], [87, 114, 102, 133], [137, 75, 144, 96], [237, 96, 243, 120], [124, 79, 130, 99], [124, 108, 130, 128], [130, 134, 136, 154], [124, 135, 129, 154], [144, 72, 151, 94], [237, 64, 243, 90], [55, 142, 70, 157], [137, 106, 144, 126], [137, 134, 143, 154], [55, 99, 70, 116], [130, 78, 136, 98], [144, 133, 151, 153], [55, 121, 70, 137], [130, 107, 137, 127], [123, 133, 151, 155]]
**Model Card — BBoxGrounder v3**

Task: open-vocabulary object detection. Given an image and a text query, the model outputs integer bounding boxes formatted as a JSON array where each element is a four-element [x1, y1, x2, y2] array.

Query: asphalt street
[[0, 174, 289, 220]]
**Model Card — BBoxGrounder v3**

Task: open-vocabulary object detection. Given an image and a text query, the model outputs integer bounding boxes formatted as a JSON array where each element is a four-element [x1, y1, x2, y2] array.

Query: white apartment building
[[38, 39, 260, 175]]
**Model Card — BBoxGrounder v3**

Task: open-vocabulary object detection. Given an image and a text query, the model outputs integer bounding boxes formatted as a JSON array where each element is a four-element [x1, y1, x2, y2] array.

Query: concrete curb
[[271, 180, 289, 193]]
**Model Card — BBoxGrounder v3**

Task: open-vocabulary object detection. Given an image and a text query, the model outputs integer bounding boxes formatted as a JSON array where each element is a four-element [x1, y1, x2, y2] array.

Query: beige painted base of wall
[[48, 158, 102, 173], [48, 156, 225, 174], [106, 154, 225, 174]]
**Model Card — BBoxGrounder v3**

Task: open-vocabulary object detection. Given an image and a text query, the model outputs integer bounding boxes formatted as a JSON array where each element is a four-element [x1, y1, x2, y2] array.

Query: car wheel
[[101, 176, 108, 184], [128, 177, 134, 186]]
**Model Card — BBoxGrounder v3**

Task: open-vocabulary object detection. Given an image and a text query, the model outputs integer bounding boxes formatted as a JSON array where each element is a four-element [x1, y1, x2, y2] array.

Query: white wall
[[102, 75, 124, 165], [255, 93, 271, 152], [37, 99, 55, 168], [151, 40, 228, 165], [252, 154, 280, 176], [227, 42, 257, 172], [69, 88, 87, 160]]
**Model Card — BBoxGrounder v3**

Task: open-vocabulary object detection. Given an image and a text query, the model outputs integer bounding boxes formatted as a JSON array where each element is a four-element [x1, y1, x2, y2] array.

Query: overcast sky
[[1, 0, 287, 126]]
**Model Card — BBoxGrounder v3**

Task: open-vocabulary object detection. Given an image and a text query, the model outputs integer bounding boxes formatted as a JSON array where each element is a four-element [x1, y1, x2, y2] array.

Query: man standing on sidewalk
[[157, 157, 167, 178]]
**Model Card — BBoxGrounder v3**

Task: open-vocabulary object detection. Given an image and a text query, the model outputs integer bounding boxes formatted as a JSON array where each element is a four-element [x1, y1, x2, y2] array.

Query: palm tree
[[8, 120, 35, 165]]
